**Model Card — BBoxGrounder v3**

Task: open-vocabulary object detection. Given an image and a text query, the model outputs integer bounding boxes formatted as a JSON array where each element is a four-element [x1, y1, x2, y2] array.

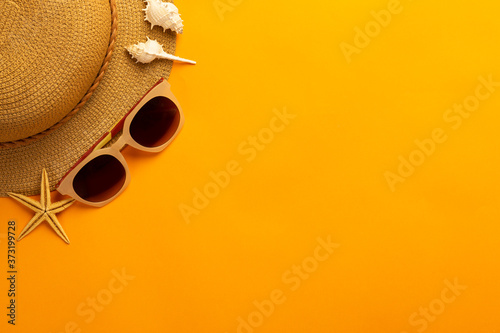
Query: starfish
[[7, 169, 75, 244]]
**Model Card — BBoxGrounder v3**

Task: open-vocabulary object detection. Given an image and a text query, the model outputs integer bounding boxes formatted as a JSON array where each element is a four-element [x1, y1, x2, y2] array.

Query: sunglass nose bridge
[[113, 134, 129, 151]]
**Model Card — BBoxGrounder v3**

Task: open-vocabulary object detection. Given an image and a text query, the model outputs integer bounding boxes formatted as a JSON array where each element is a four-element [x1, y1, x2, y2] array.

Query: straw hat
[[0, 0, 180, 196]]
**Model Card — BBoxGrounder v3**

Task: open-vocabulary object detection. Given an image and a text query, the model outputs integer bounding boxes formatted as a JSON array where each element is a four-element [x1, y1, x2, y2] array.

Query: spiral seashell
[[143, 0, 184, 34], [126, 38, 196, 64]]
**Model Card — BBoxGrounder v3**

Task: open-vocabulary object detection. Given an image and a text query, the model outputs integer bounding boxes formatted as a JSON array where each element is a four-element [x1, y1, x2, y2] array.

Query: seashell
[[143, 0, 184, 34], [126, 38, 196, 64]]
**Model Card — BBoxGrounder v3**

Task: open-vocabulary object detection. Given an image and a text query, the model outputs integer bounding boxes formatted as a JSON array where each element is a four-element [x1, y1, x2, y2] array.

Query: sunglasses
[[56, 78, 184, 207]]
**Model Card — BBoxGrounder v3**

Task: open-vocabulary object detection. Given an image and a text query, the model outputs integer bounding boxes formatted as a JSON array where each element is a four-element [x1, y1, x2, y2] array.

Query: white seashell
[[126, 38, 196, 64], [143, 0, 184, 34]]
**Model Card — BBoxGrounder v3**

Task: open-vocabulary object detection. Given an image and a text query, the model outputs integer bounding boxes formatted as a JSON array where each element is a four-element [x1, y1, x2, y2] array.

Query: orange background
[[2, 0, 500, 332]]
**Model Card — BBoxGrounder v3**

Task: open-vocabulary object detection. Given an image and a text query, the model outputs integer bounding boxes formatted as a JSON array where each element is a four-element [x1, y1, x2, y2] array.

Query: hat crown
[[0, 0, 111, 142]]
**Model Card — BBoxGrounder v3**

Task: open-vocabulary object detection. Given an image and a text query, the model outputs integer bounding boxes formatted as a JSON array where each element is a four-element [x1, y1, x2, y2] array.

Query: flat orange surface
[[2, 0, 500, 332]]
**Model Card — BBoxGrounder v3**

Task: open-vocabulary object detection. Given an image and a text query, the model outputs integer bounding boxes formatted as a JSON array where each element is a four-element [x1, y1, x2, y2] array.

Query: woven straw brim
[[0, 0, 176, 196]]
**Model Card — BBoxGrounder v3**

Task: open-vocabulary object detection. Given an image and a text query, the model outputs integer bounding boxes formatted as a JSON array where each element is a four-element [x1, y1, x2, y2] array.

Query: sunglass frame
[[56, 78, 184, 207]]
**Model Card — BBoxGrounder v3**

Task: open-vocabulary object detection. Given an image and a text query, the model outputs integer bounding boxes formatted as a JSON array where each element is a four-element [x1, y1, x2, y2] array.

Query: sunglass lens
[[73, 154, 126, 202], [130, 96, 180, 148]]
